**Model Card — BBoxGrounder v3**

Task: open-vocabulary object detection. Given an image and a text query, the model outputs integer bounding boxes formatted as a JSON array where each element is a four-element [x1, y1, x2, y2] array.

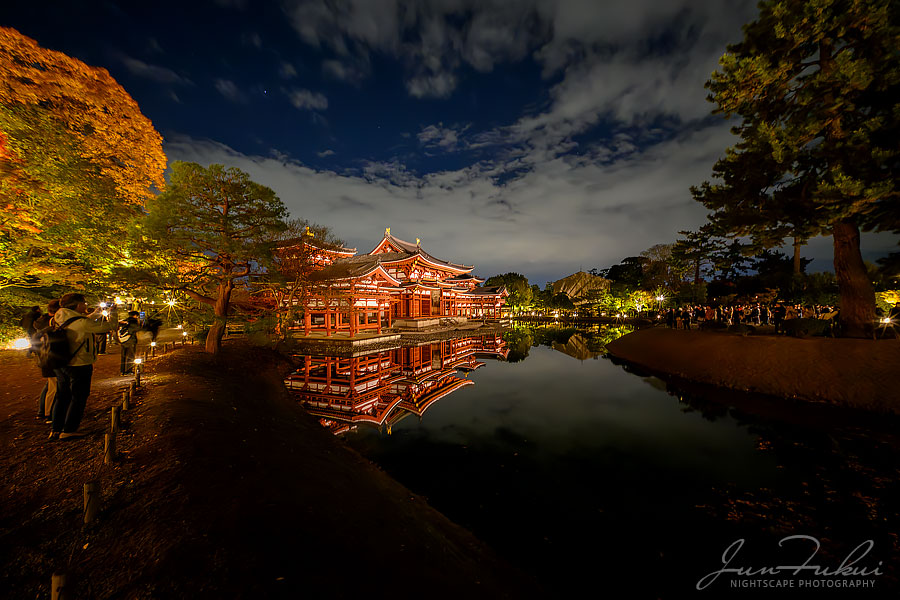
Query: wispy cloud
[[287, 88, 328, 110], [279, 61, 297, 78], [215, 79, 247, 103], [417, 123, 467, 152], [317, 149, 336, 157], [118, 54, 190, 84]]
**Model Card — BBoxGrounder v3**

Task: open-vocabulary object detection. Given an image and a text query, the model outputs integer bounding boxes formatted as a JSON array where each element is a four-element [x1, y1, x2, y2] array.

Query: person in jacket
[[119, 311, 142, 375], [32, 299, 60, 421], [49, 293, 118, 440]]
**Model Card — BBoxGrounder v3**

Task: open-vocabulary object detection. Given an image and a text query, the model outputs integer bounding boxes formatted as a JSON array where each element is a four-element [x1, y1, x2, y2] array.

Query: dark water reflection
[[287, 325, 900, 597]]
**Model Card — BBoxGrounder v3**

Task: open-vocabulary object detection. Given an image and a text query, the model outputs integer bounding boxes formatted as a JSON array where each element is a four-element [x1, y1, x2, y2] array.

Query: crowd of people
[[19, 296, 162, 440], [660, 302, 839, 332], [658, 300, 900, 337]]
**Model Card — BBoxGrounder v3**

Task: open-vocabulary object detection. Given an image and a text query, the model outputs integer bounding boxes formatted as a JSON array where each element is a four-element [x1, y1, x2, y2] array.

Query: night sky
[[3, 0, 897, 284]]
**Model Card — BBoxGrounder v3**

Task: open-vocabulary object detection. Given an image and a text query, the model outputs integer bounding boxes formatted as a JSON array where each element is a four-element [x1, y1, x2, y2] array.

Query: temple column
[[304, 311, 311, 336]]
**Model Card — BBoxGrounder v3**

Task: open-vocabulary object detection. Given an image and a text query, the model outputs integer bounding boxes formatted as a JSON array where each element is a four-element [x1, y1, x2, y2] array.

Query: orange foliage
[[0, 26, 166, 206]]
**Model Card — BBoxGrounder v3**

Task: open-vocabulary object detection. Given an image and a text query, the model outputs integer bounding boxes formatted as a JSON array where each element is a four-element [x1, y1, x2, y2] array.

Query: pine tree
[[145, 162, 288, 354], [693, 0, 900, 337]]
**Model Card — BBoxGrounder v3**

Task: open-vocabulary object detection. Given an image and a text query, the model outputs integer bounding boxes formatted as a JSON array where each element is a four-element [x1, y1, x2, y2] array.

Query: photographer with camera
[[48, 293, 118, 440]]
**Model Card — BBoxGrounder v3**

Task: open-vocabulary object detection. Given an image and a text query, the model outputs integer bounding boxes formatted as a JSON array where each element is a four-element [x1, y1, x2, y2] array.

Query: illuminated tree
[[145, 162, 288, 355], [0, 27, 166, 288], [693, 1, 900, 337], [484, 273, 532, 308]]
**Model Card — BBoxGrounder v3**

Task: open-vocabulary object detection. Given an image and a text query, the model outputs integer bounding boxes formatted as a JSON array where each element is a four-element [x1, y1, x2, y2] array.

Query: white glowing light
[[150, 341, 157, 347], [13, 338, 31, 350], [882, 317, 892, 324], [134, 358, 143, 365], [656, 296, 665, 302], [101, 310, 109, 317], [100, 302, 107, 308], [166, 299, 176, 307], [114, 297, 122, 304], [182, 331, 188, 336]]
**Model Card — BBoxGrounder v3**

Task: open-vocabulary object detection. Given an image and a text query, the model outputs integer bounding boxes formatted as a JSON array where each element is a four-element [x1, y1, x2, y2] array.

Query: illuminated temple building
[[278, 228, 508, 337]]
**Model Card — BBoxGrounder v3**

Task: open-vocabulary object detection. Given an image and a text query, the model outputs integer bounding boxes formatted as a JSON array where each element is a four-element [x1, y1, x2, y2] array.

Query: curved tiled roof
[[276, 235, 357, 254], [373, 233, 474, 272]]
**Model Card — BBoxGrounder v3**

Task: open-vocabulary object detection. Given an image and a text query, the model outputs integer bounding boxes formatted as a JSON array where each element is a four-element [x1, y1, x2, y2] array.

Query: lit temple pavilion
[[277, 228, 508, 338]]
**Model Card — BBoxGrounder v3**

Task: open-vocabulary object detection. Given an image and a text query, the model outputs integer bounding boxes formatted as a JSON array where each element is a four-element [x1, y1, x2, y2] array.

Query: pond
[[287, 325, 900, 597]]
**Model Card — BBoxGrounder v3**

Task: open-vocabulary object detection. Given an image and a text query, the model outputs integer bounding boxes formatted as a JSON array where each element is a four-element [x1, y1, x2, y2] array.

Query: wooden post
[[104, 433, 116, 464], [129, 380, 137, 394], [110, 406, 120, 433], [51, 573, 67, 600], [135, 370, 141, 388], [83, 481, 100, 523], [122, 389, 130, 411]]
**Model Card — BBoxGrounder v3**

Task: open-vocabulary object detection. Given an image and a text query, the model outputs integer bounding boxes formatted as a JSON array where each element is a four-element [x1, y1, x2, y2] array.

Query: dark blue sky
[[3, 0, 896, 284]]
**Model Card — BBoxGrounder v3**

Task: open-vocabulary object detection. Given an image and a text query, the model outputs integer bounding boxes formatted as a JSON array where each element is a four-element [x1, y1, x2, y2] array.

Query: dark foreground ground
[[0, 335, 539, 599]]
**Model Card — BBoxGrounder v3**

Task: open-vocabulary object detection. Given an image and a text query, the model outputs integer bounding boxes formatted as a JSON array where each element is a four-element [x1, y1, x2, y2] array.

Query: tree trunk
[[832, 220, 875, 338], [792, 238, 803, 275], [693, 259, 701, 284], [206, 279, 234, 354]]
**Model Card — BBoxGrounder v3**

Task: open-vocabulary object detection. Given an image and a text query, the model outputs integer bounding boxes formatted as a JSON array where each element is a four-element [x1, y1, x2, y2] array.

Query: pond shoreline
[[604, 327, 900, 415]]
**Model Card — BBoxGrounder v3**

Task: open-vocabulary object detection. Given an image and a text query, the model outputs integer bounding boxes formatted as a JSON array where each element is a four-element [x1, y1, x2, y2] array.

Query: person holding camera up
[[49, 293, 118, 440], [119, 311, 142, 375]]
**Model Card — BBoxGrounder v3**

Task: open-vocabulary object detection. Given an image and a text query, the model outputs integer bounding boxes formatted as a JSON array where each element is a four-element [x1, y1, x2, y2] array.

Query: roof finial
[[416, 237, 420, 247], [305, 225, 310, 236], [385, 227, 391, 236]]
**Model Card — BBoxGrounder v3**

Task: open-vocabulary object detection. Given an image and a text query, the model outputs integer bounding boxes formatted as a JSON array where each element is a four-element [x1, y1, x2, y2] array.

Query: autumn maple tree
[[0, 27, 166, 289]]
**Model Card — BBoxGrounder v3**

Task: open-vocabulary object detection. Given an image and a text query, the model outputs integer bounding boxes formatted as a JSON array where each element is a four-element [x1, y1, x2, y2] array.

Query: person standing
[[119, 311, 142, 375], [32, 300, 60, 421], [20, 305, 41, 357], [49, 293, 118, 440]]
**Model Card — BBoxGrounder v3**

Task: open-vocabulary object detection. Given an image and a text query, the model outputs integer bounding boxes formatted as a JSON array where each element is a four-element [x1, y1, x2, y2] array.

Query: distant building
[[276, 228, 508, 337]]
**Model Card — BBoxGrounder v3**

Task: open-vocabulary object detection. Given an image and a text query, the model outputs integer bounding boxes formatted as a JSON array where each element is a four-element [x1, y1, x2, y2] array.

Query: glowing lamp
[[167, 299, 176, 307], [13, 338, 31, 350], [134, 358, 143, 365], [100, 302, 107, 308], [101, 310, 109, 317], [882, 317, 892, 324], [150, 341, 157, 347], [114, 297, 122, 304], [656, 296, 665, 302], [177, 324, 183, 329], [182, 331, 188, 336]]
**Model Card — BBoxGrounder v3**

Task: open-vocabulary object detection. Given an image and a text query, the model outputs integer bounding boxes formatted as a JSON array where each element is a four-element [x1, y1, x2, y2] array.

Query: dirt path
[[1, 333, 539, 599]]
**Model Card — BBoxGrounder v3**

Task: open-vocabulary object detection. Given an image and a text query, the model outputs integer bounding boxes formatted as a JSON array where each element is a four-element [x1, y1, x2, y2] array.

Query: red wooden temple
[[278, 228, 508, 337]]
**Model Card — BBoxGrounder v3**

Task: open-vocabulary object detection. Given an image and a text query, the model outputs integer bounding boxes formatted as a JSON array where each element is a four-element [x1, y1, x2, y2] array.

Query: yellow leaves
[[0, 26, 166, 206]]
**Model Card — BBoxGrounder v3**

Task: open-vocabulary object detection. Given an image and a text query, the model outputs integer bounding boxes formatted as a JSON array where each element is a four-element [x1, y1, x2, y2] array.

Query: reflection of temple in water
[[285, 334, 507, 434]]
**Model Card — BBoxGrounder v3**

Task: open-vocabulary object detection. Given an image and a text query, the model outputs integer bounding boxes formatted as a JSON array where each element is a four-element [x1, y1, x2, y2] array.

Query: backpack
[[118, 323, 133, 343], [35, 316, 86, 375]]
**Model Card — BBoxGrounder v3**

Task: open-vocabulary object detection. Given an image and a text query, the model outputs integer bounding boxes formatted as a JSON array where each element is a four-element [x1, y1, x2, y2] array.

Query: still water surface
[[289, 326, 899, 597]]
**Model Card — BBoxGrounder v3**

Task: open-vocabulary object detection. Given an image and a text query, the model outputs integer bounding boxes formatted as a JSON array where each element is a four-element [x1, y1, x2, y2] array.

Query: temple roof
[[276, 235, 357, 255], [371, 232, 474, 273], [308, 255, 399, 284], [459, 285, 508, 296], [445, 274, 485, 283]]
